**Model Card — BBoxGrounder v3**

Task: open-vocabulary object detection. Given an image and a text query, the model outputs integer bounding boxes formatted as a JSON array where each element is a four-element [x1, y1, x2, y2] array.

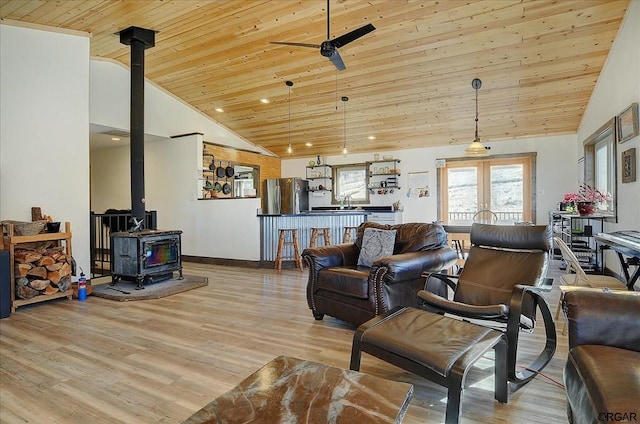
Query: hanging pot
[[208, 155, 216, 171], [222, 182, 232, 195], [213, 181, 222, 192], [216, 161, 226, 178], [225, 161, 235, 178]]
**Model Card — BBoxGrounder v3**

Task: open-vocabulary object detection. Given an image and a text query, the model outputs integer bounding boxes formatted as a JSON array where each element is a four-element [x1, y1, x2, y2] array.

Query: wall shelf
[[366, 159, 400, 194], [306, 164, 332, 192]]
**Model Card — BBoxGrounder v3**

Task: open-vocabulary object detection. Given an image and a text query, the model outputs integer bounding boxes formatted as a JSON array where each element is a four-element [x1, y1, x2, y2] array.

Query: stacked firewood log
[[14, 245, 72, 299]]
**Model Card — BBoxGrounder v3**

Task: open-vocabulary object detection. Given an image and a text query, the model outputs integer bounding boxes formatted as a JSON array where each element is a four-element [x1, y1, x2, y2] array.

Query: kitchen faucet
[[344, 193, 353, 209]]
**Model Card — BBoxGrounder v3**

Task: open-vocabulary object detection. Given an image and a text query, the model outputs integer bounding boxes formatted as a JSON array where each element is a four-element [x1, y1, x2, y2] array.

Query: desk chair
[[473, 209, 498, 224], [553, 236, 628, 333]]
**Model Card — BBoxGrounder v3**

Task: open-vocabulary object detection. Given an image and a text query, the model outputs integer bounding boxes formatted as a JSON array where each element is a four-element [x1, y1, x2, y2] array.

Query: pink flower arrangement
[[563, 184, 611, 204]]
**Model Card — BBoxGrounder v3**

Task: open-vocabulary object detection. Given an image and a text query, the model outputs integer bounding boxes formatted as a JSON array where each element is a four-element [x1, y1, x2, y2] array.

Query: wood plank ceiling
[[0, 0, 629, 157]]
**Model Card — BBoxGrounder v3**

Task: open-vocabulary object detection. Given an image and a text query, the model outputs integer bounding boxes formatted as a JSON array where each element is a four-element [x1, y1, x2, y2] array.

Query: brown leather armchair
[[563, 290, 640, 424], [301, 222, 457, 326], [417, 223, 557, 390]]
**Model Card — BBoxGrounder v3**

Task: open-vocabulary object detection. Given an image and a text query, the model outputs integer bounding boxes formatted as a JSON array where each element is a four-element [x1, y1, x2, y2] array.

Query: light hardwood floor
[[0, 261, 570, 424]]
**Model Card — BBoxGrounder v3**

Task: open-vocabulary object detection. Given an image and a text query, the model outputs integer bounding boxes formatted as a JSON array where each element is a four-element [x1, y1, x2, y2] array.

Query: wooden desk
[[183, 355, 414, 424], [443, 226, 471, 274]]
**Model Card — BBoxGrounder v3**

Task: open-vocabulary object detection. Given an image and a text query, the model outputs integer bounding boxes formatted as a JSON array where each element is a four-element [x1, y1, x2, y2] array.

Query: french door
[[440, 156, 533, 224]]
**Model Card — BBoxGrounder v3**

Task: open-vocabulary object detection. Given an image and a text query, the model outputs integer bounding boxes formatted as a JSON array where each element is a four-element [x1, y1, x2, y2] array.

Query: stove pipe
[[118, 26, 156, 228]]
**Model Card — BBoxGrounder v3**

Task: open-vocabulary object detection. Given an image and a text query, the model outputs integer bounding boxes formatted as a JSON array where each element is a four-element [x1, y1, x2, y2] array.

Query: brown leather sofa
[[563, 290, 640, 424], [302, 222, 457, 326]]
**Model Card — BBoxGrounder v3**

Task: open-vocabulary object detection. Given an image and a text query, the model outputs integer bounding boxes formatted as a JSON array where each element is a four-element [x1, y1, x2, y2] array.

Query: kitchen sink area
[[307, 206, 395, 213]]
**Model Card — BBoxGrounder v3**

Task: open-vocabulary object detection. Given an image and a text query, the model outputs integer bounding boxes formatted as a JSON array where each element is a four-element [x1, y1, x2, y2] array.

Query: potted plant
[[562, 184, 611, 215]]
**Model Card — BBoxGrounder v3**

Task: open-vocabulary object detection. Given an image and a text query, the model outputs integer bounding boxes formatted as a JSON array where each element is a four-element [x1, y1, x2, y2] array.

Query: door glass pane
[[448, 167, 478, 224], [490, 164, 524, 223]]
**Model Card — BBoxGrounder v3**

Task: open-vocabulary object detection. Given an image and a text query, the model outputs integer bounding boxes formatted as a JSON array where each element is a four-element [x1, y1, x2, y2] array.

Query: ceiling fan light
[[465, 138, 489, 157]]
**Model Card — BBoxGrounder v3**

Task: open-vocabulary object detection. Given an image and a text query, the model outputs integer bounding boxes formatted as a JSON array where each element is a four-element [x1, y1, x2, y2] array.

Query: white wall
[[577, 0, 639, 231], [283, 134, 577, 225], [575, 1, 639, 278], [90, 59, 273, 156], [90, 136, 261, 261], [0, 23, 91, 276], [89, 58, 268, 261]]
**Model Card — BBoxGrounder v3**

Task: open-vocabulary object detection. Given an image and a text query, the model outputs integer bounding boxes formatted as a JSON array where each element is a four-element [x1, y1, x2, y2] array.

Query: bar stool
[[342, 226, 359, 243], [274, 229, 303, 271], [309, 227, 331, 248]]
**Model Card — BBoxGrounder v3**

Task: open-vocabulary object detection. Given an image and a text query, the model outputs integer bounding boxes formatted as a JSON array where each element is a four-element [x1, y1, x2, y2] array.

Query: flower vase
[[576, 201, 596, 216]]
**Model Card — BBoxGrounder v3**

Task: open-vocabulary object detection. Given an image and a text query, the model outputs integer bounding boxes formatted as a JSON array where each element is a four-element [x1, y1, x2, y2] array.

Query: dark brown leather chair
[[418, 223, 557, 390], [302, 222, 458, 326], [563, 290, 640, 424]]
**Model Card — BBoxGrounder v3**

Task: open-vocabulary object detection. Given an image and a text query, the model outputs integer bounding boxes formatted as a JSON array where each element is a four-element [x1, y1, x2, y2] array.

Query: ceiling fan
[[270, 0, 375, 70]]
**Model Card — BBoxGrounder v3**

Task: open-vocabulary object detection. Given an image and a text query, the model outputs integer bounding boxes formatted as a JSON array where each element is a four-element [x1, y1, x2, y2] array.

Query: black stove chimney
[[118, 26, 156, 228]]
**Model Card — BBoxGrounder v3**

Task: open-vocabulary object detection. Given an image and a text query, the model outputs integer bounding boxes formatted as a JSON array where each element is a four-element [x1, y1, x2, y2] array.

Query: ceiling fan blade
[[326, 48, 346, 71], [270, 41, 321, 49], [331, 23, 376, 48]]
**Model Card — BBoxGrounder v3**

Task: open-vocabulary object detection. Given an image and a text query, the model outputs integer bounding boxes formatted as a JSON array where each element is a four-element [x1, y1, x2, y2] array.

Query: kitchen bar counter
[[259, 211, 368, 264]]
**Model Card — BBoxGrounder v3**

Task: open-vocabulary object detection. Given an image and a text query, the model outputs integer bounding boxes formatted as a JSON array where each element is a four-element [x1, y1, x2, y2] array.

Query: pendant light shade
[[286, 80, 293, 154], [465, 78, 489, 157], [342, 96, 348, 154]]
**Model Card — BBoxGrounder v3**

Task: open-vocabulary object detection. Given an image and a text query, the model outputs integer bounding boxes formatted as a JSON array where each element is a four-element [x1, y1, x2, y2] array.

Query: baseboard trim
[[182, 255, 261, 268]]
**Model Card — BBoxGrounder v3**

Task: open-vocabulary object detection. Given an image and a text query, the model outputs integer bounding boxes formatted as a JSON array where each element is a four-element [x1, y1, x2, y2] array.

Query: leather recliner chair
[[563, 290, 640, 424], [302, 222, 457, 326]]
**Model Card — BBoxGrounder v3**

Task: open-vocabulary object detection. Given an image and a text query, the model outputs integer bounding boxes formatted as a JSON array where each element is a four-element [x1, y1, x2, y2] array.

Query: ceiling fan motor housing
[[320, 41, 335, 57]]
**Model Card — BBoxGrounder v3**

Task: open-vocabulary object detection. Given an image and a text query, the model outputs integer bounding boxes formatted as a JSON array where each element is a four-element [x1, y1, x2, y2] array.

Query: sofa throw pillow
[[357, 228, 397, 267]]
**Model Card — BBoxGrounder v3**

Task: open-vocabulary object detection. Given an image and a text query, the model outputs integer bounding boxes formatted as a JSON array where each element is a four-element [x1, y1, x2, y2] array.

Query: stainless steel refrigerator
[[264, 178, 309, 214]]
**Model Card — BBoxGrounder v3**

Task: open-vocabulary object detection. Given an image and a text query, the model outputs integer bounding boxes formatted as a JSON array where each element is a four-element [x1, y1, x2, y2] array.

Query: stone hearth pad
[[92, 275, 207, 301]]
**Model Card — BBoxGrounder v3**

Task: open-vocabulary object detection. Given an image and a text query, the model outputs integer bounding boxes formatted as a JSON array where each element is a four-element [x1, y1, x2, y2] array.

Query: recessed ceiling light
[[111, 137, 120, 141], [260, 98, 270, 104], [305, 142, 313, 147], [215, 107, 224, 113], [368, 135, 376, 140]]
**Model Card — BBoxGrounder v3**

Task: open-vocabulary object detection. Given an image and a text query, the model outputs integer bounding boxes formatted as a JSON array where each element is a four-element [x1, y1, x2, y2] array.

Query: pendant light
[[342, 96, 348, 154], [464, 78, 489, 157], [286, 80, 293, 154]]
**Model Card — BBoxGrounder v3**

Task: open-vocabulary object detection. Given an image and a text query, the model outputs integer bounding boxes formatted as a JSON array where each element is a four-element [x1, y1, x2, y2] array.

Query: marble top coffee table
[[182, 355, 414, 424]]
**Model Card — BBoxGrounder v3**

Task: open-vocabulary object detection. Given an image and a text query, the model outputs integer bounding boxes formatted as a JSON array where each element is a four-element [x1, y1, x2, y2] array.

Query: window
[[332, 163, 369, 205], [438, 154, 534, 224], [583, 118, 616, 219]]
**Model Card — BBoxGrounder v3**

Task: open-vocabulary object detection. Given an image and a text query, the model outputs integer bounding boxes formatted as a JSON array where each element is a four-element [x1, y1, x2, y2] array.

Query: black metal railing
[[90, 210, 157, 278]]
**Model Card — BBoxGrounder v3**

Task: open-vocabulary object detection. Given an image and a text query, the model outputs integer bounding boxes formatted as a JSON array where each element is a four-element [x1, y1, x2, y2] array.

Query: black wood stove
[[110, 229, 183, 289]]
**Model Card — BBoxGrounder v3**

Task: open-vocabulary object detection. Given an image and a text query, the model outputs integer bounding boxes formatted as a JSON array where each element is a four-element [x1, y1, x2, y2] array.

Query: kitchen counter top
[[257, 206, 398, 217], [258, 210, 370, 217]]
